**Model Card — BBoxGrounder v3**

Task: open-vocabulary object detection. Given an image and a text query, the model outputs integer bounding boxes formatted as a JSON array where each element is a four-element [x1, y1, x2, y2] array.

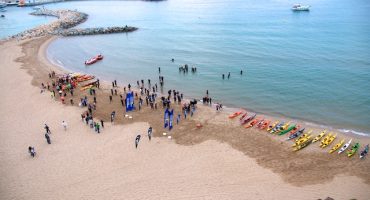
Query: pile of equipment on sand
[[228, 110, 368, 159]]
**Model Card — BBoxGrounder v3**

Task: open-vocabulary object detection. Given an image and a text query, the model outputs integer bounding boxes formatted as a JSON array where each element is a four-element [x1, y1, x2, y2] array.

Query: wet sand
[[0, 36, 369, 199]]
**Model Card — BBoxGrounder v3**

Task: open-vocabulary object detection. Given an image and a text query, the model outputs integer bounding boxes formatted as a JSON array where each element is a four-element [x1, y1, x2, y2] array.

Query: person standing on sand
[[111, 111, 116, 123], [62, 121, 67, 131], [135, 135, 141, 148], [45, 133, 51, 144], [100, 119, 104, 128], [109, 95, 112, 103], [222, 74, 225, 79], [148, 127, 152, 141], [28, 146, 36, 157], [96, 123, 100, 133], [158, 67, 161, 73], [228, 72, 230, 79], [114, 80, 117, 87], [44, 124, 51, 134], [240, 70, 243, 75]]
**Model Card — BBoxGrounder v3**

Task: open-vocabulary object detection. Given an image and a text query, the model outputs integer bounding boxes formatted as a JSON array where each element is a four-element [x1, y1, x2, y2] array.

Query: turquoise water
[[3, 0, 370, 135], [0, 6, 54, 39]]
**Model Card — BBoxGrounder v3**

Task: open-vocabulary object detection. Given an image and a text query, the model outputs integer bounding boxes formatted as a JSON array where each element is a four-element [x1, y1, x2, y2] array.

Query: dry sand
[[0, 37, 370, 200]]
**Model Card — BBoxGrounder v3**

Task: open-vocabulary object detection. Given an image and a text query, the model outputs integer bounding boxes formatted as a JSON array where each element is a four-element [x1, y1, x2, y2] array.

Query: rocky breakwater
[[58, 26, 138, 36], [9, 9, 138, 40], [11, 9, 88, 40]]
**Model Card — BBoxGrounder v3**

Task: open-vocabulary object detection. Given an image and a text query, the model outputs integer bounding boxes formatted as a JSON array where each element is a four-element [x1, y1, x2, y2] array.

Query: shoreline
[[25, 36, 370, 180], [44, 36, 370, 138], [1, 33, 370, 199]]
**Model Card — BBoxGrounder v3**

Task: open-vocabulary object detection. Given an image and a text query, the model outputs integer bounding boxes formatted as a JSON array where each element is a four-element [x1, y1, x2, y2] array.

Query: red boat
[[85, 54, 103, 65]]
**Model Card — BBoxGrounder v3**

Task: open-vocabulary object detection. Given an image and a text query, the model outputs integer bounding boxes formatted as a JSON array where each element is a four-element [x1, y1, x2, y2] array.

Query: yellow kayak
[[293, 134, 312, 147], [320, 132, 332, 147], [312, 130, 327, 143], [321, 134, 337, 148], [267, 121, 279, 132], [293, 137, 313, 151], [329, 139, 344, 153]]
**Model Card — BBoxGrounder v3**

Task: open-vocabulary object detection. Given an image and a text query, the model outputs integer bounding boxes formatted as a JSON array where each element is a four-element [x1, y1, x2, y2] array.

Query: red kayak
[[85, 54, 103, 65]]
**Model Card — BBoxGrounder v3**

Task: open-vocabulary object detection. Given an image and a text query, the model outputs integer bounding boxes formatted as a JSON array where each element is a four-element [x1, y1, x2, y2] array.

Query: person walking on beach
[[135, 135, 141, 148], [44, 124, 51, 134], [45, 133, 51, 144], [109, 95, 112, 103], [100, 119, 104, 128], [62, 121, 67, 131], [148, 127, 152, 141], [28, 146, 36, 157]]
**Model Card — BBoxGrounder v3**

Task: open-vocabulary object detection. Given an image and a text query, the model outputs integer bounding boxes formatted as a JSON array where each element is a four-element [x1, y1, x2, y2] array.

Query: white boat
[[292, 4, 310, 11]]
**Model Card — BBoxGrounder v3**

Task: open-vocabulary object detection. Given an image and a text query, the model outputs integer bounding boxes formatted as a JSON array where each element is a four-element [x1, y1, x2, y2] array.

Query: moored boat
[[240, 113, 256, 125], [267, 121, 279, 132], [320, 134, 337, 148], [312, 130, 326, 143], [360, 144, 369, 159], [347, 143, 360, 157], [85, 54, 103, 65], [259, 120, 270, 130], [286, 128, 305, 141], [245, 117, 261, 128], [278, 124, 296, 135], [291, 4, 310, 11], [229, 111, 243, 119], [338, 139, 352, 154], [329, 139, 344, 153]]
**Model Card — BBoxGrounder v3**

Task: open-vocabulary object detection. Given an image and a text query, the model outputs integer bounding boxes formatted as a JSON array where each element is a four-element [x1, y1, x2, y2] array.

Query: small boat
[[293, 138, 313, 151], [320, 134, 337, 148], [288, 125, 301, 135], [311, 130, 326, 143], [338, 139, 352, 154], [259, 120, 270, 130], [291, 4, 310, 11], [329, 139, 344, 153], [286, 128, 305, 140], [85, 54, 103, 65], [255, 119, 265, 128], [270, 122, 284, 134], [239, 112, 248, 121], [278, 124, 296, 135], [347, 143, 360, 157], [293, 133, 312, 147], [240, 113, 256, 125], [360, 144, 369, 159], [245, 117, 261, 128], [229, 111, 243, 119], [320, 132, 332, 147], [267, 121, 279, 132]]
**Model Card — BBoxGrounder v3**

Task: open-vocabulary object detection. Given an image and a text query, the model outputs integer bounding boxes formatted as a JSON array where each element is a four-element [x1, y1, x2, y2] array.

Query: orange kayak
[[245, 118, 261, 128], [259, 120, 270, 130], [229, 111, 243, 119], [239, 112, 248, 120], [288, 125, 301, 136]]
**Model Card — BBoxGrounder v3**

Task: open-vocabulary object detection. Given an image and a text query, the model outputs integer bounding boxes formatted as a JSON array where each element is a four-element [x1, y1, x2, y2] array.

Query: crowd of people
[[30, 63, 225, 157]]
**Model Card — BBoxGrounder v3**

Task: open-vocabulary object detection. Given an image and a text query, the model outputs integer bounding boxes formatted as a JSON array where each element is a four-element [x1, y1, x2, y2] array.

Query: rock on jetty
[[8, 9, 138, 40], [58, 26, 138, 37]]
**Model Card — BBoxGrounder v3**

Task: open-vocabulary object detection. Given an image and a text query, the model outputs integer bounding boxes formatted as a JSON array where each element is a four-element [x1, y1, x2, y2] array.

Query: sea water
[[2, 0, 370, 135]]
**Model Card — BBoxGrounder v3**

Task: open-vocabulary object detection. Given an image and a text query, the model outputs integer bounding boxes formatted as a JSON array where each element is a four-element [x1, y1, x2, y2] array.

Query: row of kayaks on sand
[[229, 111, 369, 159], [68, 73, 97, 91]]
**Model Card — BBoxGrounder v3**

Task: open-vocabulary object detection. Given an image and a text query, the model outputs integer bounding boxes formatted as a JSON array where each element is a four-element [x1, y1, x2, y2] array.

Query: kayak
[[229, 111, 243, 119], [240, 113, 256, 125], [259, 120, 270, 130], [278, 124, 296, 135], [293, 134, 312, 147], [293, 138, 313, 151], [267, 121, 279, 132], [85, 54, 103, 65], [256, 119, 265, 128], [270, 122, 284, 134], [239, 112, 248, 121], [338, 139, 352, 154], [311, 130, 327, 143], [245, 117, 261, 128], [360, 144, 369, 159], [320, 134, 337, 148], [320, 133, 332, 147], [329, 139, 344, 153], [286, 128, 305, 141], [347, 142, 360, 157], [288, 125, 301, 136], [275, 122, 291, 134]]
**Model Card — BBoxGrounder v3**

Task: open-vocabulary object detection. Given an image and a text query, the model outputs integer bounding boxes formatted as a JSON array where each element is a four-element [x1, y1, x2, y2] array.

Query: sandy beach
[[0, 35, 369, 200]]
